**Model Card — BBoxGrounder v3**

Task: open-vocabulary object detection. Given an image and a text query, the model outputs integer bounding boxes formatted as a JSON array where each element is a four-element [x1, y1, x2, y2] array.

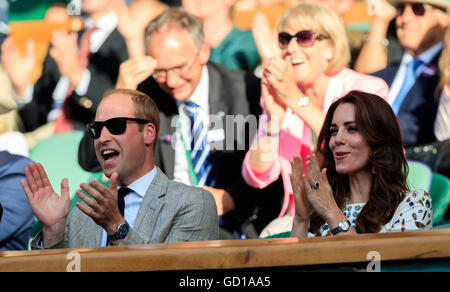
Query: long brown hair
[[310, 91, 409, 235], [436, 10, 450, 100]]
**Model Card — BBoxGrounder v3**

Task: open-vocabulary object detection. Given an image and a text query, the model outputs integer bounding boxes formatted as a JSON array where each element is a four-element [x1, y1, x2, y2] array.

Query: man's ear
[[438, 9, 449, 28], [143, 123, 157, 146], [199, 42, 211, 65]]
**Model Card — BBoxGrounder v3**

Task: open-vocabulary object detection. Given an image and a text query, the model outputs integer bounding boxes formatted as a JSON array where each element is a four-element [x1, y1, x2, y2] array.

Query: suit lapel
[[207, 63, 229, 116], [397, 53, 441, 114], [372, 63, 399, 86], [139, 78, 178, 179], [131, 168, 167, 242], [156, 113, 176, 179], [206, 64, 230, 153]]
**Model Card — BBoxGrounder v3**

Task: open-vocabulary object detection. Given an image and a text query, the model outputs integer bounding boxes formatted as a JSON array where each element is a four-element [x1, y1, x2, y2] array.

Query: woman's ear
[[325, 42, 335, 62], [327, 52, 333, 62]]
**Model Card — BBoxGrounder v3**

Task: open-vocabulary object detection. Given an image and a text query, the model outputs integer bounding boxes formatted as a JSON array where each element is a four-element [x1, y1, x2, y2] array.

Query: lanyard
[[176, 117, 199, 186]]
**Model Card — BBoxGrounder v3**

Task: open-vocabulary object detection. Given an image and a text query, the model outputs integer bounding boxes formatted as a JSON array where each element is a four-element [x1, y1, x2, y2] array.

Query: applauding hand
[[1, 37, 36, 97], [21, 162, 70, 247], [301, 154, 339, 223], [116, 56, 157, 89], [290, 155, 313, 222], [75, 172, 124, 235], [263, 57, 304, 110]]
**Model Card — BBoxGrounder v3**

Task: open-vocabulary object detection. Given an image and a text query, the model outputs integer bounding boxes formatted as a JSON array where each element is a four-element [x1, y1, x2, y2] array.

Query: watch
[[107, 221, 130, 243], [331, 220, 351, 235]]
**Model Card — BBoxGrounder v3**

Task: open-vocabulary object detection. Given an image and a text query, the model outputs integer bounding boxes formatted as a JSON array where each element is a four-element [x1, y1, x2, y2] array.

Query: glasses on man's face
[[278, 30, 330, 49], [152, 54, 199, 82], [87, 117, 151, 139], [395, 3, 433, 16]]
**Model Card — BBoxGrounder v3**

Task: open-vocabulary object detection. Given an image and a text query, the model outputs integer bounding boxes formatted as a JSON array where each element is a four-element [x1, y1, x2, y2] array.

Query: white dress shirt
[[173, 65, 210, 185], [100, 166, 157, 246]]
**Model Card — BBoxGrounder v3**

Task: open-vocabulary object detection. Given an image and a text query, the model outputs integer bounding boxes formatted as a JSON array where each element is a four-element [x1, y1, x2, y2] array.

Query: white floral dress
[[312, 189, 433, 237]]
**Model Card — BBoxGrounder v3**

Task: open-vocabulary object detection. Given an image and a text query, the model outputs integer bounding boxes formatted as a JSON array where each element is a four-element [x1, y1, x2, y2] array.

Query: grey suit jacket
[[31, 168, 219, 249]]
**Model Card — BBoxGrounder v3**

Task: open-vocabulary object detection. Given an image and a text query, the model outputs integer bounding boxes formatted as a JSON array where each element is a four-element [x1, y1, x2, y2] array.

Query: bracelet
[[364, 36, 389, 47], [298, 96, 309, 107], [261, 126, 280, 137]]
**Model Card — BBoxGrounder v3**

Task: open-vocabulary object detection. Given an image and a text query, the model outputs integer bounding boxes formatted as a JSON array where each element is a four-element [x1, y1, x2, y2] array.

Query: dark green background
[[8, 0, 71, 22]]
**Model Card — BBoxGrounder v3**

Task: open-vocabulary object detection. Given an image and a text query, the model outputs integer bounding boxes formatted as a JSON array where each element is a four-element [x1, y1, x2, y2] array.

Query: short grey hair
[[145, 8, 204, 54]]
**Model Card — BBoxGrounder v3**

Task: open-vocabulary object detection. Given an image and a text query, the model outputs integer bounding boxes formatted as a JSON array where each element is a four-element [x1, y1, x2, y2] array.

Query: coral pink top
[[242, 68, 389, 217]]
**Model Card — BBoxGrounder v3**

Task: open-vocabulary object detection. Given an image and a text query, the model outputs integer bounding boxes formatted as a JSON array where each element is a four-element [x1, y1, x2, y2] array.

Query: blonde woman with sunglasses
[[242, 3, 389, 234]]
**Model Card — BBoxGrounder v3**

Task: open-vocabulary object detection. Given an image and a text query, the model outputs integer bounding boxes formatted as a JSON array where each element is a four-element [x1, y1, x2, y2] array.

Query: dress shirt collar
[[118, 166, 157, 198], [84, 12, 118, 32], [181, 65, 209, 111], [401, 42, 443, 66], [83, 12, 118, 53], [388, 42, 443, 104]]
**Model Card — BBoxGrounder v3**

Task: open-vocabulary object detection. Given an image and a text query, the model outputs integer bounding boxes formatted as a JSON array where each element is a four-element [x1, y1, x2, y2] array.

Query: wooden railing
[[1, 229, 449, 272]]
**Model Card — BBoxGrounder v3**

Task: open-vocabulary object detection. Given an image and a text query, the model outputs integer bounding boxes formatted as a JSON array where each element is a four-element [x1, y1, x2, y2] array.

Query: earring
[[327, 53, 332, 61]]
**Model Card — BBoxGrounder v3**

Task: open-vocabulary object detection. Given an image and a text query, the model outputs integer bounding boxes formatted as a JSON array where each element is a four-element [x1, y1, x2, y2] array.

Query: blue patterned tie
[[184, 101, 215, 187], [392, 59, 423, 114]]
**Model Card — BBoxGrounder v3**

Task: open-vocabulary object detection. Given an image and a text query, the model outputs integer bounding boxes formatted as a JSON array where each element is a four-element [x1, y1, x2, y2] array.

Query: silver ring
[[312, 181, 320, 189]]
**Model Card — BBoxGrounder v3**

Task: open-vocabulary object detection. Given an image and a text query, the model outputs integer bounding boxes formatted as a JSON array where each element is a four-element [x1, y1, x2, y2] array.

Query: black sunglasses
[[396, 3, 433, 16], [278, 30, 329, 49], [87, 117, 151, 139]]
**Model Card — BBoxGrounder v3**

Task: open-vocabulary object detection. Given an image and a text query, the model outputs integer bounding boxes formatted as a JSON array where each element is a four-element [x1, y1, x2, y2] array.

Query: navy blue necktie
[[184, 101, 215, 187], [117, 187, 132, 217]]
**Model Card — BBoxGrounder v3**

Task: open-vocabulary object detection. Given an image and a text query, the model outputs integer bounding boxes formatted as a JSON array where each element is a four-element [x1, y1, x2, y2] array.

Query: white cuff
[[74, 68, 91, 96], [13, 84, 33, 108]]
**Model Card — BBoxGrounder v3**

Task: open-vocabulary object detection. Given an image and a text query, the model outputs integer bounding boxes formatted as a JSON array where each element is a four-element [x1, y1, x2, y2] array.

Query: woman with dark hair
[[290, 90, 433, 237], [242, 3, 389, 223]]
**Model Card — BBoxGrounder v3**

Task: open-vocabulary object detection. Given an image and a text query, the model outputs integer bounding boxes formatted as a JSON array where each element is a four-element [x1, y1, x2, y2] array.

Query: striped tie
[[184, 101, 215, 187]]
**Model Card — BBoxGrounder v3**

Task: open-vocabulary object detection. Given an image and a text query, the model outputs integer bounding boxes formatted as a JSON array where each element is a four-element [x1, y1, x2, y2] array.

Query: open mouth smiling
[[102, 149, 119, 161]]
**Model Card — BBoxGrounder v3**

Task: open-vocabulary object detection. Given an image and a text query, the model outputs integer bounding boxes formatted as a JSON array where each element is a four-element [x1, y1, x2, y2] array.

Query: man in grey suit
[[79, 8, 284, 238], [21, 89, 219, 249]]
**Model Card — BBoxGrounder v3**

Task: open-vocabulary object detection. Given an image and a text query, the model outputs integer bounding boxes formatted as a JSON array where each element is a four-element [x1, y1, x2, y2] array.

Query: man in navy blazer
[[0, 151, 34, 251], [373, 0, 449, 148]]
